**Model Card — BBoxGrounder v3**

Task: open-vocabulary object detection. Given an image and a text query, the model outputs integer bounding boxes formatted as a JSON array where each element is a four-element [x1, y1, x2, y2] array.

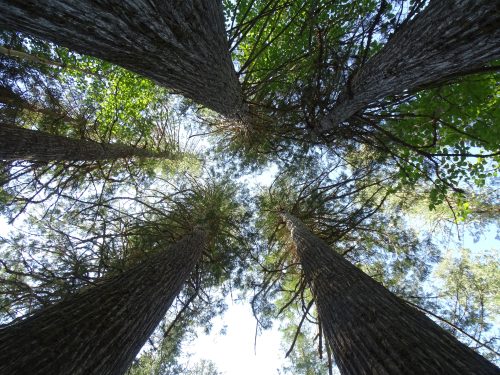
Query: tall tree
[[0, 172, 250, 372], [0, 0, 244, 116], [222, 1, 499, 202], [0, 42, 193, 219], [0, 228, 206, 375], [281, 212, 499, 374], [0, 123, 168, 161], [319, 0, 500, 131]]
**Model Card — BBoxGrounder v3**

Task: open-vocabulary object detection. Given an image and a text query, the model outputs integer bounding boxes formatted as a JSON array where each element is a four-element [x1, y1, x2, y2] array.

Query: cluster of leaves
[[434, 249, 499, 360], [219, 1, 428, 159], [228, 0, 402, 122], [215, 0, 383, 162], [0, 30, 175, 148], [222, 0, 499, 218], [0, 31, 200, 221], [128, 357, 221, 375], [372, 71, 500, 209]]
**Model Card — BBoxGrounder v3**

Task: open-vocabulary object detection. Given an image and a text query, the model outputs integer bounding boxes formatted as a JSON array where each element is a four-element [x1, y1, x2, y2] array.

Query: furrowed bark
[[0, 0, 244, 116], [0, 229, 206, 375], [320, 0, 500, 131], [0, 123, 165, 161], [282, 212, 499, 375]]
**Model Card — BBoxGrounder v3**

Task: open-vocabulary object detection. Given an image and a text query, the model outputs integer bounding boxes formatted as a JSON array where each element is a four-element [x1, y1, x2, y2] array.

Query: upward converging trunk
[[320, 0, 500, 131], [0, 123, 167, 161], [0, 229, 206, 375], [0, 1, 244, 116], [282, 213, 499, 375]]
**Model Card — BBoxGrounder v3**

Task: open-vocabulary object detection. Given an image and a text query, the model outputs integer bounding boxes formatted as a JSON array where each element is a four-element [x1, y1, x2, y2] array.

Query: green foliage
[[232, 0, 378, 102], [280, 314, 330, 375], [0, 31, 181, 153], [430, 249, 499, 362], [185, 359, 222, 375], [0, 32, 203, 220], [381, 71, 500, 207], [217, 0, 395, 165]]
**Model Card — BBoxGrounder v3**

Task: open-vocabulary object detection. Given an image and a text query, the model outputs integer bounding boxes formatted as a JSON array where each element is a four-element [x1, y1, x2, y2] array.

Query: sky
[[179, 164, 289, 374], [183, 298, 285, 375]]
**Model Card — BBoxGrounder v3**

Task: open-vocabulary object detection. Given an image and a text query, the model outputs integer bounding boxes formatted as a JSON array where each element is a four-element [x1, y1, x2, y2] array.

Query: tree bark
[[0, 229, 206, 375], [0, 0, 244, 117], [320, 0, 500, 132], [0, 123, 165, 161], [281, 212, 499, 375]]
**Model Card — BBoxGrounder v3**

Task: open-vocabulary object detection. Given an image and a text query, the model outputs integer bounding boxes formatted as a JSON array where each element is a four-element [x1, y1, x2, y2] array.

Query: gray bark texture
[[282, 213, 499, 375], [320, 0, 500, 131], [0, 0, 243, 116], [0, 229, 206, 375], [0, 123, 162, 161]]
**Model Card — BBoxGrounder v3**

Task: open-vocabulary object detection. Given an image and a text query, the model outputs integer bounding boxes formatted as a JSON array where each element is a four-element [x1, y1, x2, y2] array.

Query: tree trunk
[[320, 0, 500, 131], [0, 123, 165, 161], [0, 0, 244, 117], [281, 212, 499, 375], [0, 229, 206, 375]]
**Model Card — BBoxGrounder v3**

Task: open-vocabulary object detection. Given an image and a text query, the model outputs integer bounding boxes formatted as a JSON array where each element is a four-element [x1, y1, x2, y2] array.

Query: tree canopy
[[0, 1, 499, 373]]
